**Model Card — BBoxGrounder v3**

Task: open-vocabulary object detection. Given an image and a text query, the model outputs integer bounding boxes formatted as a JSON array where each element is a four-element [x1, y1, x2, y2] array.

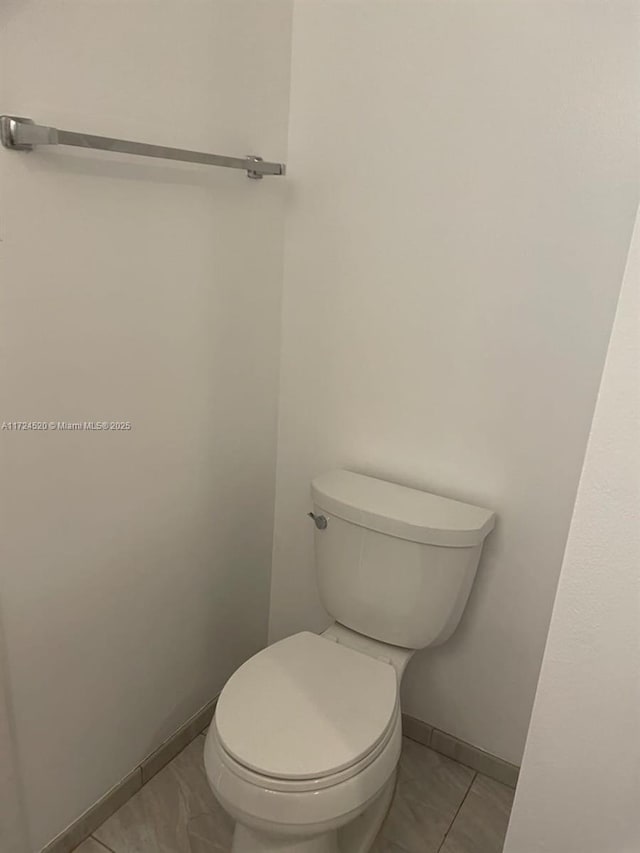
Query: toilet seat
[[215, 631, 398, 783], [204, 703, 403, 830], [213, 700, 400, 793]]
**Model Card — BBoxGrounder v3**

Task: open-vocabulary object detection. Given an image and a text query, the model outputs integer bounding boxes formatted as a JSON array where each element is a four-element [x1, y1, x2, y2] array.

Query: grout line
[[436, 771, 477, 853], [89, 837, 117, 853], [402, 714, 519, 789]]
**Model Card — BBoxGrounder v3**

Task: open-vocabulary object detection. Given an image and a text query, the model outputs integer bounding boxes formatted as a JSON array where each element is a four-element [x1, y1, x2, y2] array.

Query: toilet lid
[[215, 632, 398, 780]]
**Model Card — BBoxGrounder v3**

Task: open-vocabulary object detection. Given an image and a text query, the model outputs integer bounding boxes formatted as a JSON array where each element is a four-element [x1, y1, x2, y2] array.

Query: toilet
[[204, 470, 495, 853]]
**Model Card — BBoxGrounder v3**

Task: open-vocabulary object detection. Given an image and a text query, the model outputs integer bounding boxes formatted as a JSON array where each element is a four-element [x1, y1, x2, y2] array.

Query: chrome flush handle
[[307, 512, 328, 530]]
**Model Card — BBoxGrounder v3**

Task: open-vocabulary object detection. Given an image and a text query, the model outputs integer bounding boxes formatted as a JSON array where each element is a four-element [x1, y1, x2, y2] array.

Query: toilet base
[[338, 768, 397, 853], [230, 771, 397, 853]]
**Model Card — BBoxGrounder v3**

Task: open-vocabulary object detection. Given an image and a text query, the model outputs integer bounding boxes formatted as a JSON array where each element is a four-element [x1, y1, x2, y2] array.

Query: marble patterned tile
[[377, 738, 475, 853], [93, 735, 233, 853], [83, 730, 512, 853], [72, 840, 113, 853], [440, 774, 515, 853], [430, 730, 519, 789], [370, 836, 411, 853]]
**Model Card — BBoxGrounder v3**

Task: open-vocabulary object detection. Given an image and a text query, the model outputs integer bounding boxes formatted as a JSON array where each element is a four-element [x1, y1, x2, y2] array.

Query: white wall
[[0, 611, 29, 853], [270, 0, 639, 765], [504, 208, 640, 853], [0, 1, 292, 849]]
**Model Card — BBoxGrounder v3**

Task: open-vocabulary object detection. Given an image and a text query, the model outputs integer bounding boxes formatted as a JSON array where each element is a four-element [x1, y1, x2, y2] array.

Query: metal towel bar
[[0, 115, 286, 179]]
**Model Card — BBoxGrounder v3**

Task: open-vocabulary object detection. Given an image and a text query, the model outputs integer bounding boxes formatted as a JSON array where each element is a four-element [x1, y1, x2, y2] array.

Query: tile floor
[[73, 734, 514, 853]]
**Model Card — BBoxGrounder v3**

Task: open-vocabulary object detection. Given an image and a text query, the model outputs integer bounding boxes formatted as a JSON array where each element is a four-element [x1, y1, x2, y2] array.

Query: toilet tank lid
[[311, 470, 495, 547]]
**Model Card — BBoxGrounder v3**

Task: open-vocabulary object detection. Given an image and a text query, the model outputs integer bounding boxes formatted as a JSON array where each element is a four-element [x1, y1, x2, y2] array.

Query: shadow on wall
[[0, 607, 30, 853]]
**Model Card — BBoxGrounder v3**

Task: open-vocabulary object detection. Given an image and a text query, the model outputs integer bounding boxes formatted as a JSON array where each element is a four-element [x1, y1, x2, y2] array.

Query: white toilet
[[204, 470, 495, 853]]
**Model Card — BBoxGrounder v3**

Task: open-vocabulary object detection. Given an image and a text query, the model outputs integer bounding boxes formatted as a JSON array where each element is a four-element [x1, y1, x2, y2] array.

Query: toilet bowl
[[204, 470, 495, 852], [204, 631, 403, 852]]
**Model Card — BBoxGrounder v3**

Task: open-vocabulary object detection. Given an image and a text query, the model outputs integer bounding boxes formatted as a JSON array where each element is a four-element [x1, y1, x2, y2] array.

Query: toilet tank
[[310, 471, 495, 650]]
